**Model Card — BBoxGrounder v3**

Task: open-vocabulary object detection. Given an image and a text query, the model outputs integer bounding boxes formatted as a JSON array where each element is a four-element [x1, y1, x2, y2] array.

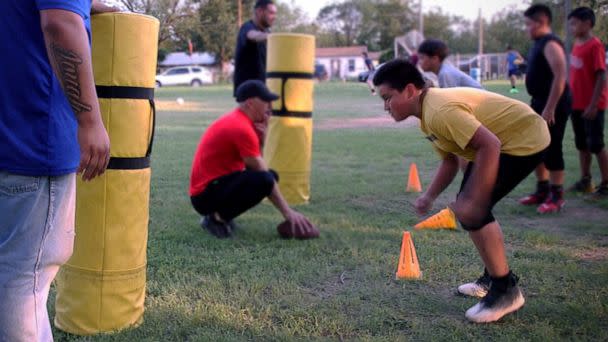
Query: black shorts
[[571, 110, 606, 154], [508, 69, 521, 77], [457, 151, 545, 231], [531, 97, 571, 171]]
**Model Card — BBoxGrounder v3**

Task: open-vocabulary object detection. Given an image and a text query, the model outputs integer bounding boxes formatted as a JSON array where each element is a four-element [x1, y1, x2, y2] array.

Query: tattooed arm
[[40, 9, 110, 181]]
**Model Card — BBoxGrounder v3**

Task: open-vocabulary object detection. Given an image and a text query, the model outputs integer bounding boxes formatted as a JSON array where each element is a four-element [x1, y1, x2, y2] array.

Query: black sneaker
[[569, 176, 595, 193], [465, 272, 525, 323], [458, 269, 491, 298], [200, 216, 232, 239], [593, 182, 608, 198]]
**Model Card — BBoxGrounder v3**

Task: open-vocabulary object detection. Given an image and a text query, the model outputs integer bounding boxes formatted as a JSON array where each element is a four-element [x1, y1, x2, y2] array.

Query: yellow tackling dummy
[[54, 13, 159, 335]]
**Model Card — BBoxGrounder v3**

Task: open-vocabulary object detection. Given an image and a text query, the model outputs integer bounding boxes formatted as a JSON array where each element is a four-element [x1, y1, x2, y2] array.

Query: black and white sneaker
[[465, 272, 525, 323], [200, 216, 232, 239], [458, 269, 491, 298]]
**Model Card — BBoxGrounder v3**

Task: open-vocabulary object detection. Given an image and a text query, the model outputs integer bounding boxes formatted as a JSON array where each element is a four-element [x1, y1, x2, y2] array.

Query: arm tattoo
[[50, 43, 92, 114]]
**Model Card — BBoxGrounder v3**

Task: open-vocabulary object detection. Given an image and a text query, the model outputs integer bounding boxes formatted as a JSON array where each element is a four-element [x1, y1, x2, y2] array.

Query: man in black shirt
[[233, 0, 277, 96], [518, 4, 571, 214]]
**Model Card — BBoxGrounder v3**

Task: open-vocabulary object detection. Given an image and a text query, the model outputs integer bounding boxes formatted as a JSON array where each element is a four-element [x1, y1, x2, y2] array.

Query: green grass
[[51, 81, 608, 341]]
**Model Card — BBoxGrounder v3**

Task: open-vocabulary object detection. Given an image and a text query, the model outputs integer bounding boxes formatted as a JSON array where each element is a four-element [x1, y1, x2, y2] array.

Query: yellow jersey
[[420, 88, 550, 160]]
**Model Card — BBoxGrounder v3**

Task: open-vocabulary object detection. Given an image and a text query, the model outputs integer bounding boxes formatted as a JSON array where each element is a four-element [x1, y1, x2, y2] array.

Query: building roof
[[160, 52, 216, 67], [316, 46, 369, 58], [368, 52, 381, 61]]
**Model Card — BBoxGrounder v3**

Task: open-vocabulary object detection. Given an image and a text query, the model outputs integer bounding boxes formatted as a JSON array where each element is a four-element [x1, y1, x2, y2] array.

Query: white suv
[[155, 66, 213, 87]]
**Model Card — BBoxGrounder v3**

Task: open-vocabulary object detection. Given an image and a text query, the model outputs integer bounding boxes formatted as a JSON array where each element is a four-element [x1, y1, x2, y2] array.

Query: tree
[[315, 0, 413, 51], [422, 8, 456, 43], [484, 7, 530, 55], [119, 0, 198, 45], [273, 0, 311, 32], [196, 0, 236, 76], [316, 1, 364, 47], [373, 0, 414, 51]]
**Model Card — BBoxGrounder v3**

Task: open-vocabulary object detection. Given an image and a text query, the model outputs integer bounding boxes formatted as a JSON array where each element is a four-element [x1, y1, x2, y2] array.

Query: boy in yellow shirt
[[373, 60, 550, 323]]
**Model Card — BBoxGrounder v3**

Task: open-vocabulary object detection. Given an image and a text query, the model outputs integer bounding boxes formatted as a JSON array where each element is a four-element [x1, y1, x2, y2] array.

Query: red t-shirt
[[569, 36, 608, 110], [189, 108, 260, 196]]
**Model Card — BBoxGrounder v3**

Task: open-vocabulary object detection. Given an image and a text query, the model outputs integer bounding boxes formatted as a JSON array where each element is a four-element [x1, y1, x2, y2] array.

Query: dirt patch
[[350, 195, 416, 215], [572, 247, 608, 261], [316, 116, 419, 131], [156, 100, 204, 112], [307, 271, 354, 300], [512, 201, 608, 235]]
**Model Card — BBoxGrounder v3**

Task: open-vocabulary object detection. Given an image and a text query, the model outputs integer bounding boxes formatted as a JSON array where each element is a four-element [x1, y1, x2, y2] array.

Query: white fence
[[448, 53, 517, 81]]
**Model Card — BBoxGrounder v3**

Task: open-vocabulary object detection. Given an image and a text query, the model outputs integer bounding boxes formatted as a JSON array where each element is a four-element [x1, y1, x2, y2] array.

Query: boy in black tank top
[[519, 4, 572, 214]]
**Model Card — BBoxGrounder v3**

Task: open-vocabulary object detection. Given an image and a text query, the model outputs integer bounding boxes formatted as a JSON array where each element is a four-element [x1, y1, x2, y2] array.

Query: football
[[277, 220, 320, 239]]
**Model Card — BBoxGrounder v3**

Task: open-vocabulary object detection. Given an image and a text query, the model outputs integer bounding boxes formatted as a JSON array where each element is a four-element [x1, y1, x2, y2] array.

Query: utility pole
[[478, 8, 483, 56], [237, 0, 243, 28], [419, 0, 424, 35], [478, 8, 483, 80], [565, 0, 572, 51]]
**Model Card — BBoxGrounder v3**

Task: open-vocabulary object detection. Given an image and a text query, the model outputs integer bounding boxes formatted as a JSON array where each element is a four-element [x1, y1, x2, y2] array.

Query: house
[[315, 46, 380, 80]]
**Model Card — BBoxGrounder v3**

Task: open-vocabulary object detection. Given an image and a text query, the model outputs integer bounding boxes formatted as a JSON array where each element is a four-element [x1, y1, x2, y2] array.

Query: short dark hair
[[255, 0, 274, 9], [568, 6, 595, 27], [373, 59, 426, 91], [525, 4, 552, 24], [418, 39, 449, 62], [506, 45, 513, 50]]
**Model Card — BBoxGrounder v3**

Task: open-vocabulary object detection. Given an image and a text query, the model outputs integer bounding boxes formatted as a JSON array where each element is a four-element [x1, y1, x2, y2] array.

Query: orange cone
[[414, 207, 458, 230], [395, 231, 421, 280], [406, 163, 422, 192]]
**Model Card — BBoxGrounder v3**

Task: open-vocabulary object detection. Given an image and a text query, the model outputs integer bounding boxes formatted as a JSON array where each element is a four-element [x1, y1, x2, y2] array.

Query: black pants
[[458, 151, 545, 231], [190, 170, 279, 221], [572, 110, 606, 154], [531, 98, 570, 171]]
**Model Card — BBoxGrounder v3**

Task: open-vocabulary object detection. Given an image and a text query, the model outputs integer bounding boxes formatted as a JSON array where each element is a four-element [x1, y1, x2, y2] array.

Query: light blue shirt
[[438, 62, 482, 89]]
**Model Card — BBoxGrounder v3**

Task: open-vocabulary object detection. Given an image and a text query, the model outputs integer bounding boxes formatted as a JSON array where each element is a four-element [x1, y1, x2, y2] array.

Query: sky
[[292, 0, 527, 21]]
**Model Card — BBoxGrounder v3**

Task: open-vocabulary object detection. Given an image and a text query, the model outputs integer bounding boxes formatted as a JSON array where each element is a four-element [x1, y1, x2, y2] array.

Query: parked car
[[358, 70, 371, 83], [358, 63, 384, 83], [314, 64, 328, 81], [155, 66, 213, 87]]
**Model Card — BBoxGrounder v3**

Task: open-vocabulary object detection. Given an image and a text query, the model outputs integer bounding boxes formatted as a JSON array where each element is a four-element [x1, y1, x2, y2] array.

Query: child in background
[[567, 6, 608, 197], [362, 51, 377, 95], [506, 45, 525, 94], [519, 4, 572, 213], [417, 39, 482, 89]]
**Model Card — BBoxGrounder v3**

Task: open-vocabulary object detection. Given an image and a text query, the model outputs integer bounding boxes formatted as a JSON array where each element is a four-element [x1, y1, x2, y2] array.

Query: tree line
[[118, 0, 608, 64]]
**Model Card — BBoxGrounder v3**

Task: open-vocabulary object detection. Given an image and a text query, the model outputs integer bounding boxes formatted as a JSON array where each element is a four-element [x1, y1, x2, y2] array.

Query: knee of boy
[[460, 213, 496, 232]]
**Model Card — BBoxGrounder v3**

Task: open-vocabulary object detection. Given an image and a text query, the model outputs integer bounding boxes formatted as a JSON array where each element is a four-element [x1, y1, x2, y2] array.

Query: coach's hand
[[254, 111, 270, 145], [541, 107, 556, 126], [415, 194, 433, 215], [78, 118, 110, 181], [285, 210, 318, 238]]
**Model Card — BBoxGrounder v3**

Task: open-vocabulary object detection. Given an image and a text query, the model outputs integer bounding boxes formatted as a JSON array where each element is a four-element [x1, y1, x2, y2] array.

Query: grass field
[[51, 81, 608, 341]]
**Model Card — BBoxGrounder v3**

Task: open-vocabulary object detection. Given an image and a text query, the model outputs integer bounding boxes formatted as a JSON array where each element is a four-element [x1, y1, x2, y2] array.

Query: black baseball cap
[[236, 80, 279, 102]]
